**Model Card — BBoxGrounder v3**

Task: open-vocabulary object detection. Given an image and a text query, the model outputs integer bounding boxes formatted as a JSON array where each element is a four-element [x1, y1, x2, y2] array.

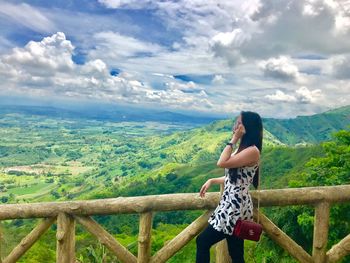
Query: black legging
[[196, 224, 245, 263]]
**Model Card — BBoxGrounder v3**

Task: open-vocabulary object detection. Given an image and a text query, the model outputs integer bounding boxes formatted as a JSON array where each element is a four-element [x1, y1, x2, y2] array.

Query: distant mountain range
[[0, 104, 219, 124], [202, 105, 350, 145], [0, 103, 349, 145]]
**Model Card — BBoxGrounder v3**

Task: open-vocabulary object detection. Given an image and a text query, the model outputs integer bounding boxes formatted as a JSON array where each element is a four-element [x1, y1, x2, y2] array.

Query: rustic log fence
[[0, 185, 349, 263]]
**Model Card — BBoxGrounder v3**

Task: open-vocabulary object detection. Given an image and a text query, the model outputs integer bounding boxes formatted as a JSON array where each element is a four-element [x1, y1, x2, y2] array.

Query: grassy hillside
[[263, 105, 350, 145]]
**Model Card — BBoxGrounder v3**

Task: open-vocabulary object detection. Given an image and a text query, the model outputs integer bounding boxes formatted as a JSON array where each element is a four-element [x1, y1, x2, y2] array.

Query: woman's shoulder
[[241, 145, 260, 161], [241, 146, 260, 168], [247, 145, 260, 154]]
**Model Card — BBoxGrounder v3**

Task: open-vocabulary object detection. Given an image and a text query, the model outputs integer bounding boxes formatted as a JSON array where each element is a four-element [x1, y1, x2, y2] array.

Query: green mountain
[[263, 105, 350, 145], [186, 105, 350, 146]]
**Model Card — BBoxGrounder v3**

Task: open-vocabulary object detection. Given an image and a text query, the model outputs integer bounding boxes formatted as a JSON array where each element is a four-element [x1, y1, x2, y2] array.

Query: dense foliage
[[255, 129, 350, 262]]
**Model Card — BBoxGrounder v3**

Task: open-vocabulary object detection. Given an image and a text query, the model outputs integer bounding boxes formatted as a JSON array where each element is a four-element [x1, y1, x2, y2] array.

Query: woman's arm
[[216, 124, 259, 168], [216, 124, 242, 167], [210, 176, 225, 185], [199, 176, 225, 198]]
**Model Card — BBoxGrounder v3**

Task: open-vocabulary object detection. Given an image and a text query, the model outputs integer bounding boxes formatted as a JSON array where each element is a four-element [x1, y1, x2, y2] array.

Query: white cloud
[[0, 32, 215, 113], [259, 56, 302, 82], [93, 42, 229, 76], [0, 2, 55, 33], [96, 0, 350, 74], [98, 0, 153, 9], [151, 73, 174, 79], [303, 4, 319, 16], [165, 81, 198, 92], [328, 55, 350, 79], [211, 29, 250, 47], [295, 86, 322, 103], [98, 1, 260, 51], [90, 31, 164, 59], [100, 0, 348, 79], [265, 90, 297, 102], [87, 31, 202, 76], [265, 86, 322, 104], [210, 0, 350, 66], [210, 29, 249, 66], [80, 59, 109, 78], [212, 75, 226, 85], [2, 32, 74, 76]]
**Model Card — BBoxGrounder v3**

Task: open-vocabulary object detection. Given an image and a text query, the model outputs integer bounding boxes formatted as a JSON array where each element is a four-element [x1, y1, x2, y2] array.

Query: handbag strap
[[257, 162, 260, 224], [239, 162, 261, 224]]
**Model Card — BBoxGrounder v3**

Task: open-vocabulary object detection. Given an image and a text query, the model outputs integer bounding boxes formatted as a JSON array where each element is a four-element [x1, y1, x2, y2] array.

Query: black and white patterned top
[[208, 162, 259, 235]]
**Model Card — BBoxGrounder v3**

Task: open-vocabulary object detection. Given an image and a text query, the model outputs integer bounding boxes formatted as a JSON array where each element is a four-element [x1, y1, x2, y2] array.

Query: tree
[[266, 129, 350, 259]]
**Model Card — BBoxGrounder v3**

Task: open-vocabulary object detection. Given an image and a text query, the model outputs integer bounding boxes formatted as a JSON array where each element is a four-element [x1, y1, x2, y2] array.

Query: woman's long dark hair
[[228, 111, 263, 188]]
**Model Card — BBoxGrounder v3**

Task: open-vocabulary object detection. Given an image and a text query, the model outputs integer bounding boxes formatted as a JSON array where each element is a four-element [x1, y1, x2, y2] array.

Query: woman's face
[[233, 115, 243, 132]]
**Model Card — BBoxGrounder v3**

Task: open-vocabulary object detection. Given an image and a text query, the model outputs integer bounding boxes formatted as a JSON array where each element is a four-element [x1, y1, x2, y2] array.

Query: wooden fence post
[[56, 213, 75, 263], [138, 212, 153, 263], [313, 202, 330, 263]]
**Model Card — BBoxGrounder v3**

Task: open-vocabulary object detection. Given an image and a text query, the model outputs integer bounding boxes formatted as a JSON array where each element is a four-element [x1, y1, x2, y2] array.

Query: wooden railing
[[0, 185, 350, 263]]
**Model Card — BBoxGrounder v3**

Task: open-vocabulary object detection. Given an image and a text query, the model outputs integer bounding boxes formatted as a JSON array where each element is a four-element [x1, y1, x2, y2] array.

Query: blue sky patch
[[300, 67, 321, 75], [295, 54, 327, 60], [174, 74, 215, 84], [110, 69, 120, 76]]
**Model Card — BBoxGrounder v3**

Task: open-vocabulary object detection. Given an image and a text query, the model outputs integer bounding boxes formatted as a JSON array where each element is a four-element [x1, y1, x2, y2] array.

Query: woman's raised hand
[[232, 124, 246, 142], [199, 179, 212, 198]]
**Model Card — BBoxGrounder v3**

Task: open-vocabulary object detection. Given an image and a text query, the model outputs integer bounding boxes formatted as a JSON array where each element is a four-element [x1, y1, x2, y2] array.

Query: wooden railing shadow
[[0, 185, 350, 263]]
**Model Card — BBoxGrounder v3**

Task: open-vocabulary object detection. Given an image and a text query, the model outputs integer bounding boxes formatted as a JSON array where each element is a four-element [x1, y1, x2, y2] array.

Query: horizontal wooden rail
[[256, 185, 350, 206], [0, 185, 350, 220]]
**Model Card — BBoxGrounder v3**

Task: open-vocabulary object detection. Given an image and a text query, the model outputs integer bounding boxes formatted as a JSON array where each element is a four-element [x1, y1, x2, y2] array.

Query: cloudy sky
[[0, 0, 349, 118]]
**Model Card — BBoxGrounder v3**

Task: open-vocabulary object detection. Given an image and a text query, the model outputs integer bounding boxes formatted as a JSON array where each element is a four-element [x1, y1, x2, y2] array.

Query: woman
[[196, 111, 263, 263]]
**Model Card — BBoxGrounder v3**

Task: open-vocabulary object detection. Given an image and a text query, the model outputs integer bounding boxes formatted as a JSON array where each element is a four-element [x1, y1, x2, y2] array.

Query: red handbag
[[233, 219, 262, 241]]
